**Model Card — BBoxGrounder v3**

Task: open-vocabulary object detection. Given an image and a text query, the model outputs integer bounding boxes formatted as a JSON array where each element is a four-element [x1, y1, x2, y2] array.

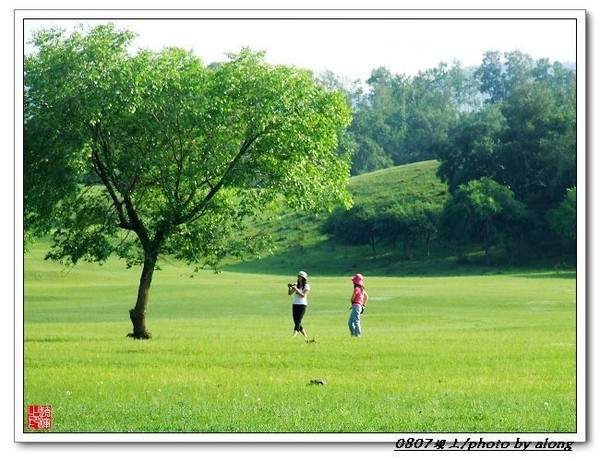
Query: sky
[[21, 12, 579, 84]]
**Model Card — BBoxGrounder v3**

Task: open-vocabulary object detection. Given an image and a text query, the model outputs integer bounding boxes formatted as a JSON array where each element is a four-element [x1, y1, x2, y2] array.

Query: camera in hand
[[288, 283, 296, 288]]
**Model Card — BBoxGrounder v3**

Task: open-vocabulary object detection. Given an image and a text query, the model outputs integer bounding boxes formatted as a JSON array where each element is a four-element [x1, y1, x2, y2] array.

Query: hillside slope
[[223, 160, 452, 275], [348, 160, 448, 207]]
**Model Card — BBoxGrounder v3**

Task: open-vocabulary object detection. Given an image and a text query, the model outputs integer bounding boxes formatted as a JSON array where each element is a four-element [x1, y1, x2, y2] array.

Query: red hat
[[351, 274, 364, 285]]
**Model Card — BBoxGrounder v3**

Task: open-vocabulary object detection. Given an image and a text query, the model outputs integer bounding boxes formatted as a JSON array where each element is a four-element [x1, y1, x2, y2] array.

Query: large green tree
[[24, 24, 352, 338], [436, 104, 506, 192], [441, 178, 527, 264], [497, 78, 576, 214]]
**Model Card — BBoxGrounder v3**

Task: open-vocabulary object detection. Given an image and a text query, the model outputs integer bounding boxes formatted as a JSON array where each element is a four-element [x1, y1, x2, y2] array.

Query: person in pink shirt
[[348, 273, 369, 337]]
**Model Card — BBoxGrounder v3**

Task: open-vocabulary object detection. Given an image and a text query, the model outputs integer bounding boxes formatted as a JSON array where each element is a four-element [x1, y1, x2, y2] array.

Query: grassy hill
[[347, 159, 449, 207], [222, 159, 574, 277], [222, 160, 459, 276]]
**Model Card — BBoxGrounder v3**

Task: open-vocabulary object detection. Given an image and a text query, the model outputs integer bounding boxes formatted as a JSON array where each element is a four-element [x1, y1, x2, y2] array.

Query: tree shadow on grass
[[514, 271, 576, 280], [222, 241, 575, 279]]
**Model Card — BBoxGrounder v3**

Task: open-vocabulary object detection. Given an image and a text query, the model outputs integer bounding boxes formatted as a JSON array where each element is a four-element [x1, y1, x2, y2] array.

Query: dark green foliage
[[348, 62, 479, 174], [378, 202, 441, 260], [437, 55, 576, 211], [435, 105, 506, 193], [547, 187, 577, 252], [323, 161, 448, 261], [497, 80, 576, 214], [441, 178, 528, 263], [435, 52, 576, 255]]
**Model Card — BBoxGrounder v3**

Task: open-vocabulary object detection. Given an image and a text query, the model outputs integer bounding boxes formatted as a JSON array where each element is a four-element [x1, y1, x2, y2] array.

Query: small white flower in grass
[[544, 401, 550, 407], [66, 390, 72, 396]]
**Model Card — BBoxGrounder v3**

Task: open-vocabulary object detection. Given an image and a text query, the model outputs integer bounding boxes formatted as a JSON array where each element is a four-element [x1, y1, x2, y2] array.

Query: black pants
[[292, 304, 307, 332]]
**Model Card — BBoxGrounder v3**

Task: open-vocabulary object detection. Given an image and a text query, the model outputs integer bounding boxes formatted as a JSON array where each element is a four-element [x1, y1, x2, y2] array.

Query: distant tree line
[[323, 199, 441, 262], [321, 50, 577, 264]]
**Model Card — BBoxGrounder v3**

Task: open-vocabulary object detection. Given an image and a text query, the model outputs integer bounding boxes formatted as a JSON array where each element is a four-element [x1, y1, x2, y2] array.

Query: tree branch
[[90, 123, 131, 231], [179, 132, 262, 225], [90, 122, 150, 248]]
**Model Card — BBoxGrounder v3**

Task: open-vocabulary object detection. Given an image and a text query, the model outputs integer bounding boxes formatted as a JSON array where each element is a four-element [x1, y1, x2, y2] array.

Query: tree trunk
[[369, 235, 377, 261], [128, 252, 157, 339], [484, 245, 491, 266]]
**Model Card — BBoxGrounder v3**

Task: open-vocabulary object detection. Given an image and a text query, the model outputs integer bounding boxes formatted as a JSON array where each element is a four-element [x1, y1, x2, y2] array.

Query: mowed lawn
[[22, 245, 577, 435]]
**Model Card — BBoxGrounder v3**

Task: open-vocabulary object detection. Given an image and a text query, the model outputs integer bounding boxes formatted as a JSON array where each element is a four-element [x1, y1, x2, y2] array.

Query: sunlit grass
[[23, 244, 576, 434]]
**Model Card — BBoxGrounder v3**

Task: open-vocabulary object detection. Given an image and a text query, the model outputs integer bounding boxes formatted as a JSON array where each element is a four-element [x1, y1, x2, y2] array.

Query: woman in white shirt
[[288, 270, 313, 341]]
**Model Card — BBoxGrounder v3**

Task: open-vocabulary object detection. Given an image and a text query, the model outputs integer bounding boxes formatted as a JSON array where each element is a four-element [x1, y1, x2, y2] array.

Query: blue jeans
[[348, 304, 362, 336]]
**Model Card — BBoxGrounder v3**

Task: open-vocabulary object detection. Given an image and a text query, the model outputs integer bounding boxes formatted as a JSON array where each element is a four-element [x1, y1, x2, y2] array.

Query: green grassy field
[[22, 242, 577, 434]]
